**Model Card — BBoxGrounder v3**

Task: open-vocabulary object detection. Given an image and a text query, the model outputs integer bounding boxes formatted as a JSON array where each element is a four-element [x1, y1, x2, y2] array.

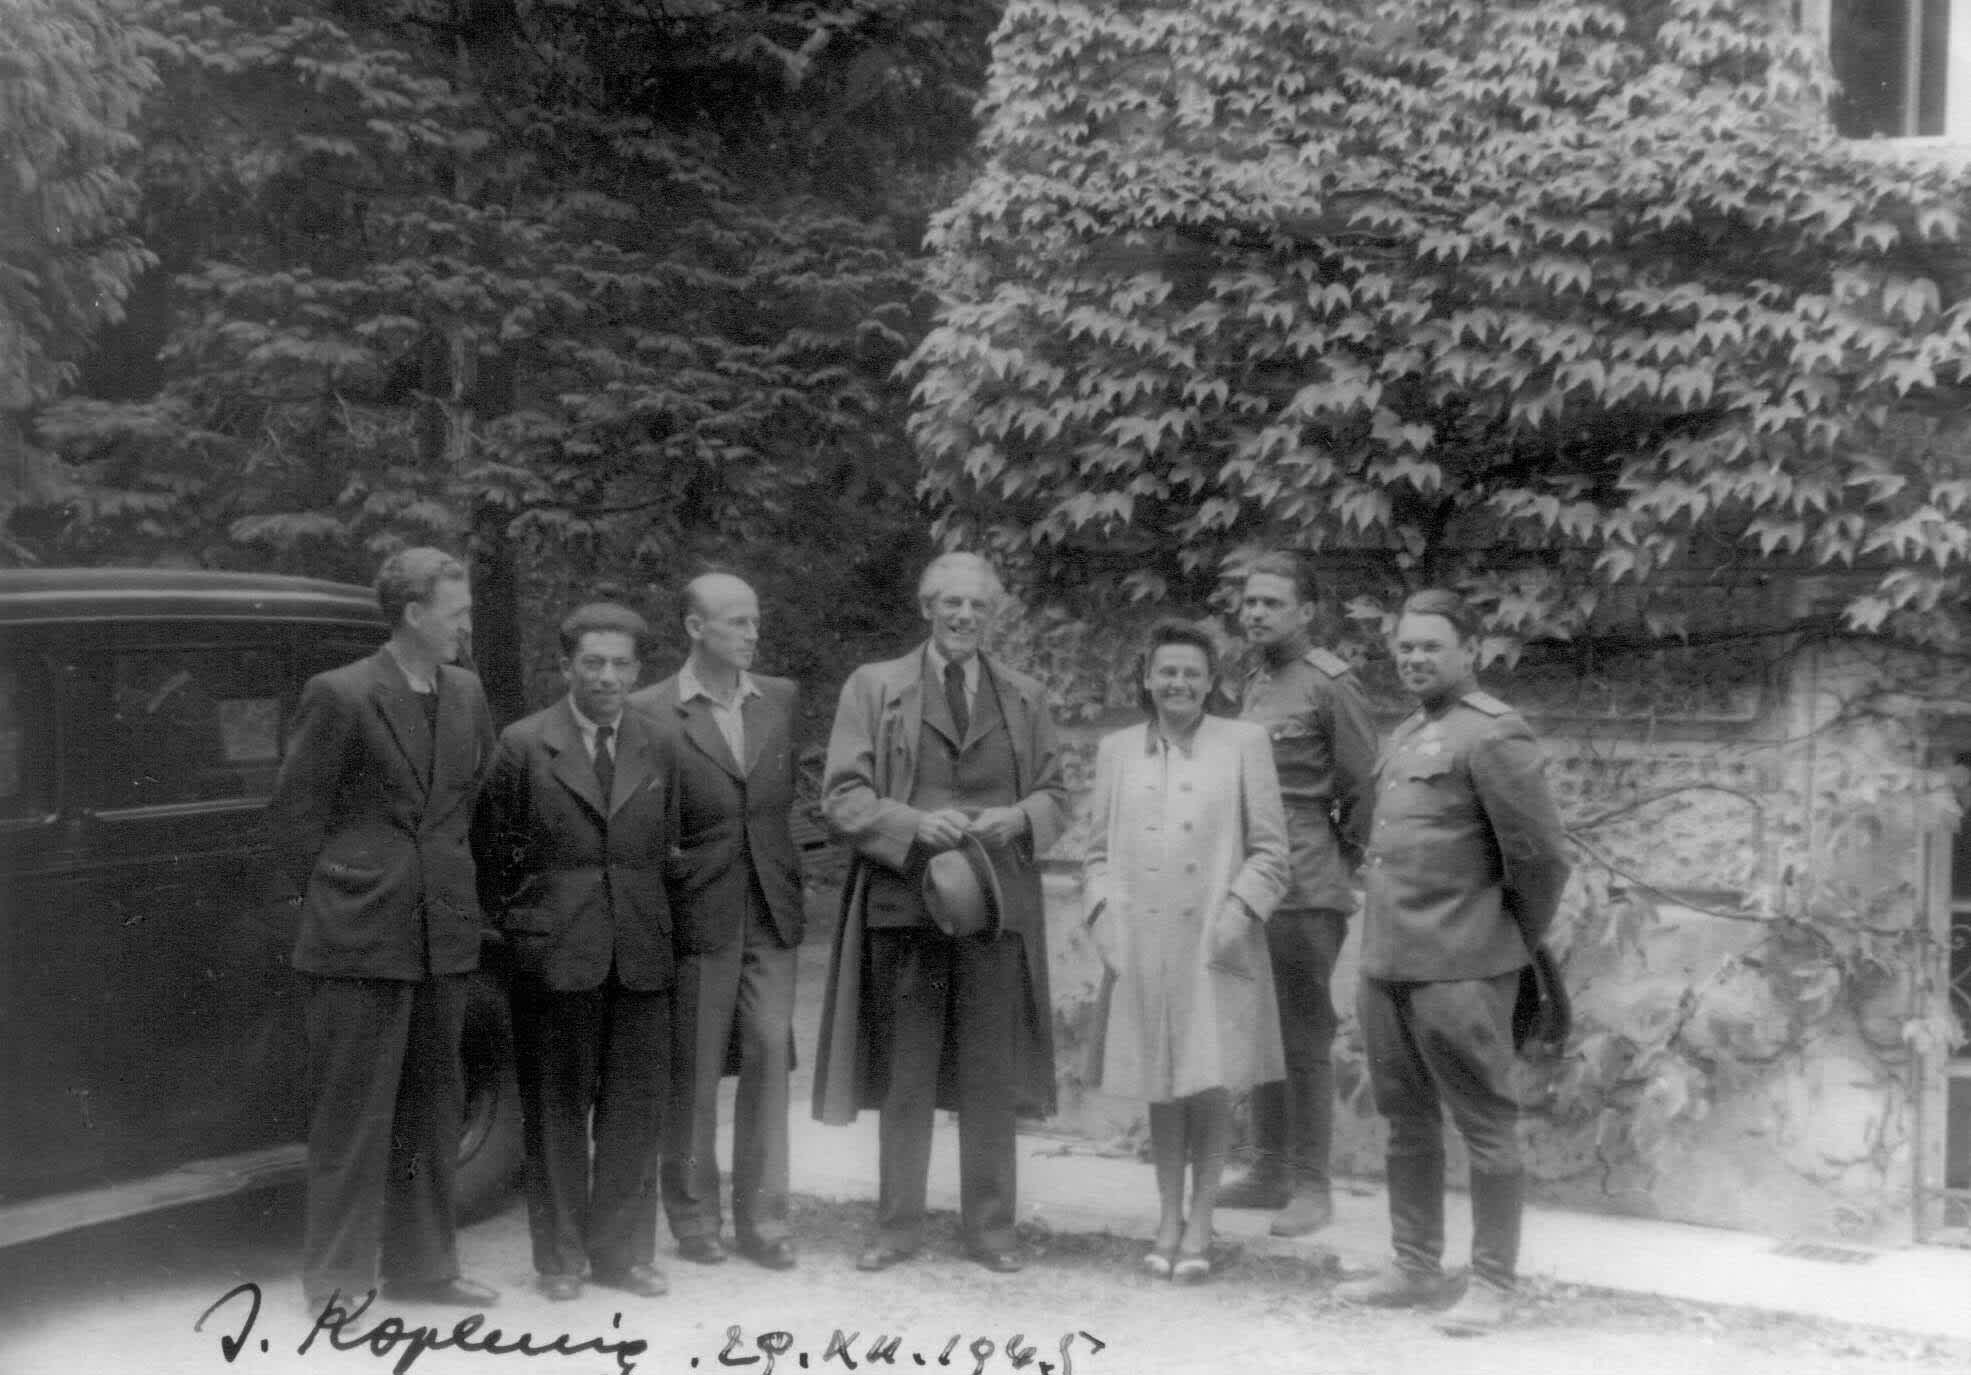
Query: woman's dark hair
[[1134, 617, 1224, 716]]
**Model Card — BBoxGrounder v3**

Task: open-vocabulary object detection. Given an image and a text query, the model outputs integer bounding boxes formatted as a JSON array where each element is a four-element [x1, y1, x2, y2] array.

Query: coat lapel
[[609, 713, 654, 816], [677, 696, 743, 780], [368, 650, 432, 798], [884, 654, 927, 800], [545, 699, 606, 819], [981, 656, 1031, 793], [740, 689, 773, 776], [918, 647, 963, 750]]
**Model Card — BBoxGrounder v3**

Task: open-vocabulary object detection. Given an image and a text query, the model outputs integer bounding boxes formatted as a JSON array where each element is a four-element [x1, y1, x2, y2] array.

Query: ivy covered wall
[[1031, 631, 1965, 1243]]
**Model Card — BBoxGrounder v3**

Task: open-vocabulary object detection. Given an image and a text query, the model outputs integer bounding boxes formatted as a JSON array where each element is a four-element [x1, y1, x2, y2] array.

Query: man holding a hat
[[812, 552, 1067, 1275]]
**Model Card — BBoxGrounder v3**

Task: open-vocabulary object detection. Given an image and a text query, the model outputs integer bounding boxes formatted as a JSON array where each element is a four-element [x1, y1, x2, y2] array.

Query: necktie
[[943, 660, 971, 742], [593, 723, 615, 806]]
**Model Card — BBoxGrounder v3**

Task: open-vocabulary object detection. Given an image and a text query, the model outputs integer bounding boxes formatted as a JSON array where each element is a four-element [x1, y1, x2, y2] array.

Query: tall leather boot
[[1335, 1150, 1447, 1307], [1436, 1170, 1522, 1335], [1219, 1083, 1289, 1210], [1270, 1059, 1335, 1237]]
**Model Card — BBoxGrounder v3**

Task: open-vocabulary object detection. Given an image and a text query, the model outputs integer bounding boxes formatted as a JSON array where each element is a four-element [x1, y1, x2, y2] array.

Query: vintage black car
[[0, 568, 522, 1246]]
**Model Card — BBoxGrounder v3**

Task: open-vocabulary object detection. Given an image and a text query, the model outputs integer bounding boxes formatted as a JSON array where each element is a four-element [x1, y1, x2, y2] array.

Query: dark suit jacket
[[471, 699, 676, 992], [267, 648, 496, 981], [628, 671, 804, 955]]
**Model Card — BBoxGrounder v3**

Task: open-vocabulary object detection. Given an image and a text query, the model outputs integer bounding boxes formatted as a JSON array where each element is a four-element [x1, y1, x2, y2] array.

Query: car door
[[0, 626, 84, 1199], [69, 621, 307, 1178]]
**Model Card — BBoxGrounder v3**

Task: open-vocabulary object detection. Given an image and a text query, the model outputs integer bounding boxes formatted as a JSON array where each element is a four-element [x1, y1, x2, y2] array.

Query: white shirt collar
[[566, 696, 621, 748], [924, 641, 981, 697], [677, 658, 758, 710], [382, 641, 437, 694]]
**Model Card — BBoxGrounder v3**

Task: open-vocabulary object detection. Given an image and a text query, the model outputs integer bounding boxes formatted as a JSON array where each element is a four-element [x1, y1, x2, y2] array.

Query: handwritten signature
[[196, 1283, 648, 1374], [194, 1283, 1108, 1375]]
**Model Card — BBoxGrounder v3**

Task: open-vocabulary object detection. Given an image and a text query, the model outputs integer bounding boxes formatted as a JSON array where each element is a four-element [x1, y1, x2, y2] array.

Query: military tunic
[[1238, 643, 1376, 914], [1355, 682, 1571, 1287], [1360, 689, 1569, 982]]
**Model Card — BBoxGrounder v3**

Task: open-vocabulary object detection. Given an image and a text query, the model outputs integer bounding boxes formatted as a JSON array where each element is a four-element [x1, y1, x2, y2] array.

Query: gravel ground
[[2, 1191, 1965, 1375]]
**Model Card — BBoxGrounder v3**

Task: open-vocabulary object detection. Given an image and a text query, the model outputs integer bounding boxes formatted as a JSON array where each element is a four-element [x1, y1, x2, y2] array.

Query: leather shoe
[[1217, 1169, 1290, 1211], [592, 1264, 669, 1298], [964, 1244, 1025, 1274], [1269, 1189, 1334, 1238], [676, 1235, 728, 1265], [538, 1274, 582, 1302], [1335, 1265, 1449, 1308], [855, 1242, 916, 1272], [380, 1276, 500, 1308], [1435, 1279, 1512, 1335], [737, 1237, 798, 1271]]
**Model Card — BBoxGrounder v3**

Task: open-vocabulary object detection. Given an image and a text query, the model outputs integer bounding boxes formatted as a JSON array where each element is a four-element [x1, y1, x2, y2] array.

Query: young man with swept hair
[[268, 547, 498, 1312], [1222, 552, 1377, 1237]]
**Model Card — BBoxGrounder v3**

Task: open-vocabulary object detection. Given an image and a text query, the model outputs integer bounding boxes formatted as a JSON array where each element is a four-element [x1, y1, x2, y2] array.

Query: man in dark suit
[[267, 547, 499, 1312], [813, 552, 1066, 1274], [473, 602, 676, 1303], [631, 572, 804, 1271]]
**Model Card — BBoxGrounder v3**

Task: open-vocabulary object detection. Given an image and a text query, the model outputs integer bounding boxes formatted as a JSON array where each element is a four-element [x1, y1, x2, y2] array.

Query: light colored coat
[[1082, 715, 1290, 1102]]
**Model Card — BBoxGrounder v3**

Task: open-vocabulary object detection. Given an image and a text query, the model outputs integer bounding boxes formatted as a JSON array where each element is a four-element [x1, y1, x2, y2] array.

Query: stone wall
[[1035, 641, 1956, 1243]]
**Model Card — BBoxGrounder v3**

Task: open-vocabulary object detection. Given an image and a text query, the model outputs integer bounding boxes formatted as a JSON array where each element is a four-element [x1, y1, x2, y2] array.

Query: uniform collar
[[1259, 631, 1313, 672]]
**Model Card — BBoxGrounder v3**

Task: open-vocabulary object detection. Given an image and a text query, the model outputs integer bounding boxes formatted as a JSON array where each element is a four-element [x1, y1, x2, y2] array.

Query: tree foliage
[[0, 0, 155, 540], [910, 0, 1971, 650], [17, 0, 994, 710]]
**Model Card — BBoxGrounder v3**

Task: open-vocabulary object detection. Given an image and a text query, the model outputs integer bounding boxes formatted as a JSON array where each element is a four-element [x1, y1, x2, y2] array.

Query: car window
[[0, 650, 55, 820], [109, 645, 284, 806]]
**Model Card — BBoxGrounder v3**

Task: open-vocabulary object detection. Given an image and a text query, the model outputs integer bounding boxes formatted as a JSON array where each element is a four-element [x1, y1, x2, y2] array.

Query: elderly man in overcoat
[[812, 551, 1067, 1274]]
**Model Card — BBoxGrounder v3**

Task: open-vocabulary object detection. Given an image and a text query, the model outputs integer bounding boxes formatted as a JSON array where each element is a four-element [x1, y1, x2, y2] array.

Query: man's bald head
[[685, 572, 754, 620], [684, 572, 761, 678]]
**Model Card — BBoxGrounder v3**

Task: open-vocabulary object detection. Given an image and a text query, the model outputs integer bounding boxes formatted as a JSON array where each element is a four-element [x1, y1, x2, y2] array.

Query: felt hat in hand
[[921, 831, 1005, 940]]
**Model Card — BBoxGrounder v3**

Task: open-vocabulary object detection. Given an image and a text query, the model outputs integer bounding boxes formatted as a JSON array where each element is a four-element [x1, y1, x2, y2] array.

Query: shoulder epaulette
[[1460, 690, 1512, 717], [1303, 647, 1352, 678]]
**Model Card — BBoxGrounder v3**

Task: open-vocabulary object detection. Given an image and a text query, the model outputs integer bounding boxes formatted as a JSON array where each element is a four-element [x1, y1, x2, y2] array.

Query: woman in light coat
[[1083, 618, 1290, 1282]]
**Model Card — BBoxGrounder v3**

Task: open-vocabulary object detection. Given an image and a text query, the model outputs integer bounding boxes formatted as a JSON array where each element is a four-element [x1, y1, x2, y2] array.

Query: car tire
[[454, 969, 523, 1223]]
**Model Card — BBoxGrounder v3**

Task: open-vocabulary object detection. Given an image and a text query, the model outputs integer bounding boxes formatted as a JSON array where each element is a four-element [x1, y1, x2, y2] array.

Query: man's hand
[[914, 808, 970, 853], [1086, 902, 1119, 974], [1209, 896, 1258, 968], [966, 805, 1029, 847]]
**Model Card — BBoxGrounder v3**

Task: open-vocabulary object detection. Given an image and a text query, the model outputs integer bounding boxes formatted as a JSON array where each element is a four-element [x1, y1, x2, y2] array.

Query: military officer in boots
[[1336, 589, 1570, 1335], [1218, 552, 1375, 1237]]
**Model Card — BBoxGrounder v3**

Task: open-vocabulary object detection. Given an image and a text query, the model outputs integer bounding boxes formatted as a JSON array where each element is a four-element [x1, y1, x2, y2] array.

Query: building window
[[1807, 0, 1970, 140]]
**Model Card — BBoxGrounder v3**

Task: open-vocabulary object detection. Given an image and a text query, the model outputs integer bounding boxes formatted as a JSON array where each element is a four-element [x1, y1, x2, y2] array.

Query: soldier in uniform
[[1336, 588, 1570, 1335], [1218, 553, 1376, 1237]]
